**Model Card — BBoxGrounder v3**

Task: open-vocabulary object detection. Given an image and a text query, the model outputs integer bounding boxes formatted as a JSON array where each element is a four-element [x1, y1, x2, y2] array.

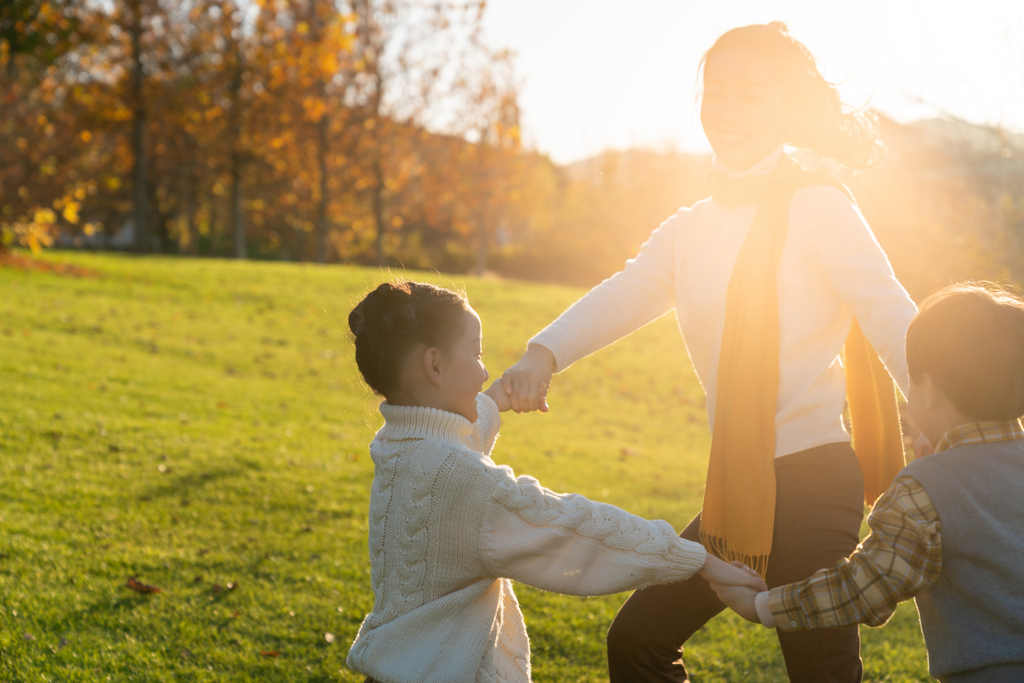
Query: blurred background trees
[[2, 0, 1022, 296]]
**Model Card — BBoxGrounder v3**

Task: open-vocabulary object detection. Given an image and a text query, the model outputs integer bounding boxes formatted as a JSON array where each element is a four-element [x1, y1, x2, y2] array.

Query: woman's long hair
[[701, 22, 885, 169]]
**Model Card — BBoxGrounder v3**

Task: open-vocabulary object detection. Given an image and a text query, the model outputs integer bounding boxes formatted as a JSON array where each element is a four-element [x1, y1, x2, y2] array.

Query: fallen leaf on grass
[[261, 650, 279, 657], [197, 548, 211, 556], [324, 633, 335, 643], [126, 576, 161, 594], [23, 633, 34, 641]]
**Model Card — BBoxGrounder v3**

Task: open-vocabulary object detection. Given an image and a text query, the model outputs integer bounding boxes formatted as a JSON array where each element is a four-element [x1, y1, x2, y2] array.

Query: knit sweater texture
[[531, 147, 918, 459], [347, 393, 707, 683]]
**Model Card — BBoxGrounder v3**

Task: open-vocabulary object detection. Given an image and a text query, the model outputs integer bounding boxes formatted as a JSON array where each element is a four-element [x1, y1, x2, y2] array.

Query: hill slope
[[0, 252, 929, 681]]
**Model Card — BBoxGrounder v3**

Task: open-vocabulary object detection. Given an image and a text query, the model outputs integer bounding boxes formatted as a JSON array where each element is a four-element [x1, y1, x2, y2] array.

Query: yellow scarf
[[700, 156, 905, 577]]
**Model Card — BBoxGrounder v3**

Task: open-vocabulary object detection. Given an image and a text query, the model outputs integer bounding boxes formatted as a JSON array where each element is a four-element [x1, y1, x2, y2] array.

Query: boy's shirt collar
[[933, 419, 1024, 454]]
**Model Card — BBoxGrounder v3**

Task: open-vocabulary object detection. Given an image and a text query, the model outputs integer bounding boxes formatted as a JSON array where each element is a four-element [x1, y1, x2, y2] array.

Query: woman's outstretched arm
[[502, 210, 688, 412]]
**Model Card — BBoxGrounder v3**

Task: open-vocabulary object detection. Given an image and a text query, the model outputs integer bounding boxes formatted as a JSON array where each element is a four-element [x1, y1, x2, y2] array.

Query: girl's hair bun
[[348, 282, 416, 338], [349, 281, 469, 397]]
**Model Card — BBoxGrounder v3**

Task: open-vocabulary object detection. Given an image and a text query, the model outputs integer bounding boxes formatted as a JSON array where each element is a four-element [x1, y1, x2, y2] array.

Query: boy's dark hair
[[906, 282, 1024, 420], [348, 281, 468, 398]]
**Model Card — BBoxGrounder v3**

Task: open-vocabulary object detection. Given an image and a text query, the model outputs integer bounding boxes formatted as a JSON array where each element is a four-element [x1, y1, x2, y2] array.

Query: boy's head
[[906, 282, 1024, 443]]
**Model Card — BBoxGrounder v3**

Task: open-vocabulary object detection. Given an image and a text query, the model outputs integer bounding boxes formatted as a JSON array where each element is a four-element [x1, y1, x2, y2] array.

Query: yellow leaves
[[83, 222, 98, 237], [204, 106, 223, 122], [105, 177, 122, 191], [363, 118, 376, 131], [302, 97, 326, 123], [40, 157, 58, 176], [390, 216, 404, 228], [297, 22, 309, 36], [34, 208, 57, 225], [62, 201, 80, 225], [5, 208, 59, 254], [80, 130, 92, 143]]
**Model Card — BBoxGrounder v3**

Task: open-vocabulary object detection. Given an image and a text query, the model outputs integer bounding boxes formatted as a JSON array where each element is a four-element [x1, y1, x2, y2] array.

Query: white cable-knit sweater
[[347, 393, 707, 683]]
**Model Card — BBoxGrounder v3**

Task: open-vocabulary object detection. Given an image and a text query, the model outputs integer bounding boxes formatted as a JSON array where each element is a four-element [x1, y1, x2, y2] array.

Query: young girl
[[501, 22, 918, 683], [345, 281, 766, 683]]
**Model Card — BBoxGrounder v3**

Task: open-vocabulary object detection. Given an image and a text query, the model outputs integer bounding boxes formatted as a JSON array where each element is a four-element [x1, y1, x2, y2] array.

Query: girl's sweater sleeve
[[528, 211, 685, 372], [466, 393, 501, 456], [798, 187, 918, 397], [477, 464, 706, 596]]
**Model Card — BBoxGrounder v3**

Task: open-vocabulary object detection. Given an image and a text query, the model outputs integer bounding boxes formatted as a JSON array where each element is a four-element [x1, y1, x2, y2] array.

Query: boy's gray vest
[[903, 438, 1024, 682]]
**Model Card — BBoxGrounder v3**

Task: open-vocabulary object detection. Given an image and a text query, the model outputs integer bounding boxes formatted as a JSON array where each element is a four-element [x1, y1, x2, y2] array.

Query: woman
[[501, 22, 917, 683]]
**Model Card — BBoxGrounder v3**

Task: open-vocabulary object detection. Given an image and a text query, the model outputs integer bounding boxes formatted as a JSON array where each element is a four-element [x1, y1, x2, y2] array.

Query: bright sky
[[482, 0, 1024, 164]]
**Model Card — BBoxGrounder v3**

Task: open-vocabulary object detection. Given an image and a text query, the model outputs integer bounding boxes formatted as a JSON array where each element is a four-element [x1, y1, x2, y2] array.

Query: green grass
[[0, 251, 931, 681]]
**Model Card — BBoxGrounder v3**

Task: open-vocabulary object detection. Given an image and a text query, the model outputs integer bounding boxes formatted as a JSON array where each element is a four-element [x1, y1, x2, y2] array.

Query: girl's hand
[[484, 380, 513, 412], [709, 582, 761, 624], [697, 555, 767, 592], [501, 344, 555, 413]]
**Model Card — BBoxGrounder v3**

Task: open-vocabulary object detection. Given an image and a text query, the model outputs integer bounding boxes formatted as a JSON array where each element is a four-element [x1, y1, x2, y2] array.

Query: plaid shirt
[[766, 419, 1024, 630]]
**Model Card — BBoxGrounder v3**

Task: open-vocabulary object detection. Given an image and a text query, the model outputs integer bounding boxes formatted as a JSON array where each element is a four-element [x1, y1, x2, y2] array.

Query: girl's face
[[438, 308, 489, 422], [700, 47, 791, 170]]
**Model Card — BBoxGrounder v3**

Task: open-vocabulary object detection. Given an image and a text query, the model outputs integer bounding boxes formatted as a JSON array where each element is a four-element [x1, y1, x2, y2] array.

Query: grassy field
[[0, 251, 931, 682]]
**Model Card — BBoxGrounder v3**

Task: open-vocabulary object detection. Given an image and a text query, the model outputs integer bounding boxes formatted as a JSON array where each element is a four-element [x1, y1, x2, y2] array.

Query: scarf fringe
[[700, 531, 769, 580]]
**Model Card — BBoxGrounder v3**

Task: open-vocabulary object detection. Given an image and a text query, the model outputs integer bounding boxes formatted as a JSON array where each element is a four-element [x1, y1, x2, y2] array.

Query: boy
[[712, 282, 1024, 683]]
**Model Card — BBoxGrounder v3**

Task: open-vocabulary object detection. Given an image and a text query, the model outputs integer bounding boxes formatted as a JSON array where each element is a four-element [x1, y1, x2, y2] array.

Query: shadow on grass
[[137, 463, 255, 502]]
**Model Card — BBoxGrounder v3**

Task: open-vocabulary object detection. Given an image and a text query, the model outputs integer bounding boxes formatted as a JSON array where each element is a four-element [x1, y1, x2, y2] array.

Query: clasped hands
[[701, 556, 767, 624]]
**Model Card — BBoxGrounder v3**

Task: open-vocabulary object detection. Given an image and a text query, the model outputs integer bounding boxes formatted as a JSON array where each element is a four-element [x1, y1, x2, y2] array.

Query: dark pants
[[607, 442, 866, 683]]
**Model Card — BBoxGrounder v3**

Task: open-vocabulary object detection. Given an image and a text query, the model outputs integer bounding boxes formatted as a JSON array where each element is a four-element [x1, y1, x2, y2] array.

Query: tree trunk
[[315, 114, 329, 263], [184, 188, 197, 255], [475, 139, 489, 275], [230, 151, 246, 259], [130, 0, 148, 253], [373, 156, 385, 267]]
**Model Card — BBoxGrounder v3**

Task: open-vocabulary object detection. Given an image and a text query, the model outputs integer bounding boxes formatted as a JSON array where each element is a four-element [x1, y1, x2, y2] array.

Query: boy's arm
[[716, 476, 942, 630]]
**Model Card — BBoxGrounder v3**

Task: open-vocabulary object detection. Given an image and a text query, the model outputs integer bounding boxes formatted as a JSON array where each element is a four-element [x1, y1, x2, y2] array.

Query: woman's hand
[[698, 555, 767, 592], [485, 379, 546, 414], [501, 344, 556, 413]]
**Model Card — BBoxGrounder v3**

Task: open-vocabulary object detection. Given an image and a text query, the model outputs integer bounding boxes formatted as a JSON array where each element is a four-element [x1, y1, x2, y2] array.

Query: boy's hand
[[709, 582, 761, 624], [501, 344, 555, 413], [697, 555, 767, 592]]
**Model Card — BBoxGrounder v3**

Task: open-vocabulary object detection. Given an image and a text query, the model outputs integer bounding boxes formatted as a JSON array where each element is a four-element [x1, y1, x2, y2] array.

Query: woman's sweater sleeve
[[528, 211, 685, 372], [798, 187, 918, 397], [477, 464, 706, 596]]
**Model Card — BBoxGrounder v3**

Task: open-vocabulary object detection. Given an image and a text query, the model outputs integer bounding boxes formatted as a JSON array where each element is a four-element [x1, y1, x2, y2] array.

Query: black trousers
[[607, 442, 866, 683]]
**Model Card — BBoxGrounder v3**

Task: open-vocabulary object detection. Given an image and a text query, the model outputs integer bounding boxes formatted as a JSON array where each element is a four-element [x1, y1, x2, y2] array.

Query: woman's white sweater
[[347, 393, 707, 683], [531, 148, 918, 459]]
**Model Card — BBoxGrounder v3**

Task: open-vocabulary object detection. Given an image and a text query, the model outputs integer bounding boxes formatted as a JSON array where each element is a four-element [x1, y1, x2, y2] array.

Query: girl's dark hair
[[348, 281, 469, 398], [906, 282, 1024, 421], [701, 21, 885, 169]]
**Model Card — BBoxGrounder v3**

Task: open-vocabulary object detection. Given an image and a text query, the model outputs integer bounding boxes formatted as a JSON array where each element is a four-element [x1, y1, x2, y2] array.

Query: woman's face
[[700, 47, 791, 171]]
